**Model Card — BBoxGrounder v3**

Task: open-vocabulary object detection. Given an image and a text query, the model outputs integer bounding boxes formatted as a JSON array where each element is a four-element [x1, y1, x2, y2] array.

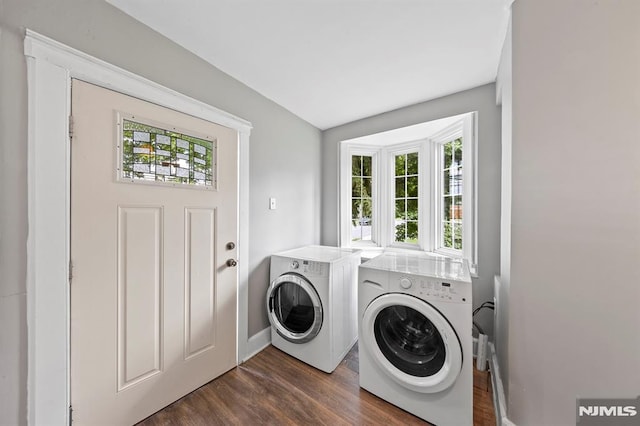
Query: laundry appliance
[[358, 252, 473, 425], [267, 245, 361, 373]]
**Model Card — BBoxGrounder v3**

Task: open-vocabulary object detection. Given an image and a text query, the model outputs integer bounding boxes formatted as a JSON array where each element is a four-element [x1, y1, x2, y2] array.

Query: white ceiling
[[107, 0, 511, 130]]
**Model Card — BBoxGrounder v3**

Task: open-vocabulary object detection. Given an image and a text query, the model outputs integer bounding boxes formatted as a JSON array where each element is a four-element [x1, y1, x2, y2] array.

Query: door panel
[[117, 206, 163, 390], [184, 207, 216, 358], [70, 79, 238, 425]]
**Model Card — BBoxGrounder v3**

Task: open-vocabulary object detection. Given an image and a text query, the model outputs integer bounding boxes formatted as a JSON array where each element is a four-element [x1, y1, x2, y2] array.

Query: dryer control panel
[[289, 258, 326, 276], [390, 275, 471, 304]]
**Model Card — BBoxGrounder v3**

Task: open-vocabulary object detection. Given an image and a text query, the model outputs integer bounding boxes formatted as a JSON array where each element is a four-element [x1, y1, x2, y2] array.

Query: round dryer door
[[361, 293, 463, 393], [266, 273, 323, 343]]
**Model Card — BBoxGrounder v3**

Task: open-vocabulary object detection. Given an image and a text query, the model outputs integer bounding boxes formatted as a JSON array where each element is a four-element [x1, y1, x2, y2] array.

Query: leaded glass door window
[[118, 113, 217, 189]]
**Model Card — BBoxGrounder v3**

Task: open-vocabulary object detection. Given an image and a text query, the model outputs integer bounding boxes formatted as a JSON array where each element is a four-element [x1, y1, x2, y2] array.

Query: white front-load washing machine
[[358, 252, 473, 425], [267, 245, 360, 373]]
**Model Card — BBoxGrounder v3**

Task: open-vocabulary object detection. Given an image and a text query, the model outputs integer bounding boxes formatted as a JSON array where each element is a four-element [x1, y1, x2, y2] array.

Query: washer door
[[266, 273, 323, 343], [361, 293, 463, 393]]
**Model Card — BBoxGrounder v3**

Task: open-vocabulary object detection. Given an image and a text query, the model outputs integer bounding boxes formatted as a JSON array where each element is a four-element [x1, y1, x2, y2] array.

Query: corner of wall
[[243, 326, 271, 363], [489, 342, 516, 426]]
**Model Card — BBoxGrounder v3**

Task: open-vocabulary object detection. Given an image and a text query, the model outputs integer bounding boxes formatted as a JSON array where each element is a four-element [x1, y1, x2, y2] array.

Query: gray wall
[[0, 0, 321, 424], [321, 84, 502, 336], [504, 1, 640, 424], [496, 14, 512, 400]]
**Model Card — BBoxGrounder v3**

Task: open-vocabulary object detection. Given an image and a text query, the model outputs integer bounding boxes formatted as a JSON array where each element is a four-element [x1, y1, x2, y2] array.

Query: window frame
[[340, 145, 379, 248], [386, 140, 428, 250], [339, 113, 477, 272], [429, 118, 477, 268]]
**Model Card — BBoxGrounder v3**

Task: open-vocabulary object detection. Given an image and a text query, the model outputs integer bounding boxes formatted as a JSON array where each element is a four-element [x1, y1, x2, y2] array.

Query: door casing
[[24, 29, 252, 426]]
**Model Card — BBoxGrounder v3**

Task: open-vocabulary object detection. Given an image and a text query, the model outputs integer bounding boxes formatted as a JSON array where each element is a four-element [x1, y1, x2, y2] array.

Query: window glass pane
[[363, 156, 372, 176], [407, 176, 419, 197], [362, 198, 372, 221], [352, 197, 369, 243], [395, 177, 406, 198], [454, 138, 463, 166], [454, 195, 463, 220], [407, 199, 418, 220], [352, 177, 362, 197], [362, 177, 372, 197], [122, 119, 215, 187], [395, 221, 407, 242], [443, 170, 450, 195], [406, 221, 418, 243], [407, 152, 419, 175], [451, 167, 462, 195], [453, 223, 462, 250], [395, 199, 406, 220], [395, 154, 406, 176], [444, 196, 452, 220], [443, 142, 453, 169], [443, 221, 453, 248], [352, 155, 362, 176], [352, 199, 361, 221]]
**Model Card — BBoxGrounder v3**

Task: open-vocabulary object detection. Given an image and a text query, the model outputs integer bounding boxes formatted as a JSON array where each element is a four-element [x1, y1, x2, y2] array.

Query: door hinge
[[69, 405, 73, 425], [68, 259, 73, 283], [68, 115, 74, 139]]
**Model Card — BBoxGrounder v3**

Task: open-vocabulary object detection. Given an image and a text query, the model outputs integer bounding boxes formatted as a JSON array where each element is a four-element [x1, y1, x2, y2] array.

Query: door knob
[[226, 242, 235, 250], [226, 259, 238, 267]]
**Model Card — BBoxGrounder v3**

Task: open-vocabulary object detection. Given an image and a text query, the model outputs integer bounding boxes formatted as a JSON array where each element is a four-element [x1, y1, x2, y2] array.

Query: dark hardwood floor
[[138, 344, 496, 425]]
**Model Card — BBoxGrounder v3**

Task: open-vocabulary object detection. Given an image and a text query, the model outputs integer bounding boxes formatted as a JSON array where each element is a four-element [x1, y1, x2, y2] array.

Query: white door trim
[[24, 29, 252, 426]]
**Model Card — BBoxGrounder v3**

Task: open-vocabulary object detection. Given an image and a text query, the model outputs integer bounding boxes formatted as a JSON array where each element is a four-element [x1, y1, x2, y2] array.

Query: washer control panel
[[290, 259, 326, 276], [392, 275, 471, 303]]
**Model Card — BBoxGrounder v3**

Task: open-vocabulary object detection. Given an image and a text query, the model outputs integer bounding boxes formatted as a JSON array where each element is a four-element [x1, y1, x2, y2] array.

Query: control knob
[[399, 277, 413, 289], [291, 261, 300, 269]]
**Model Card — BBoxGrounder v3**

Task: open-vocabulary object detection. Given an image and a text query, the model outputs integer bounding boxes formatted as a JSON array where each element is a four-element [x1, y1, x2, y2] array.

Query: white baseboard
[[489, 342, 516, 426], [242, 326, 271, 363]]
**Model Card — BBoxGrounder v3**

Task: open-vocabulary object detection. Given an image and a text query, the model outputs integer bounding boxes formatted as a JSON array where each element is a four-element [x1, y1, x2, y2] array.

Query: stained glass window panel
[[121, 119, 216, 188]]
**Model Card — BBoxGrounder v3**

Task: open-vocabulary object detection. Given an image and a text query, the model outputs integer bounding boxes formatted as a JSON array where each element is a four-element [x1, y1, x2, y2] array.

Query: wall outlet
[[269, 197, 276, 210]]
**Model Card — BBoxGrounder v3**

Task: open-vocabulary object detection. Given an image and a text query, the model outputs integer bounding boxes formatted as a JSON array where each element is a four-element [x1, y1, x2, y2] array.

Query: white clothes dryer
[[358, 252, 473, 425], [267, 245, 360, 373]]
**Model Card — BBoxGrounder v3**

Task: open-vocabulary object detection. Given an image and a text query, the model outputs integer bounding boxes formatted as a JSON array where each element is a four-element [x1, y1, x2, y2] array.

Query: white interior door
[[70, 79, 238, 425]]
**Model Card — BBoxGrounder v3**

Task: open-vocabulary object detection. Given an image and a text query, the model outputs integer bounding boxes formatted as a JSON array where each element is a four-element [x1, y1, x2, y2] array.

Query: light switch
[[269, 197, 277, 210]]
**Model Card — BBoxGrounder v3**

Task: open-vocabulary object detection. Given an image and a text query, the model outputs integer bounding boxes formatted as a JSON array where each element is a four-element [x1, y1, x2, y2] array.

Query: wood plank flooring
[[138, 344, 496, 425]]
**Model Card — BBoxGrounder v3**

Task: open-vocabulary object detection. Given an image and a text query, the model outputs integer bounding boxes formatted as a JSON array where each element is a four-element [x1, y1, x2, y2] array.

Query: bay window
[[340, 113, 477, 271]]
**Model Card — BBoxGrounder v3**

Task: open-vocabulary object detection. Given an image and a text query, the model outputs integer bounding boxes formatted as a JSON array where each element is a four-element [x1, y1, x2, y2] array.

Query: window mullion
[[425, 140, 432, 252]]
